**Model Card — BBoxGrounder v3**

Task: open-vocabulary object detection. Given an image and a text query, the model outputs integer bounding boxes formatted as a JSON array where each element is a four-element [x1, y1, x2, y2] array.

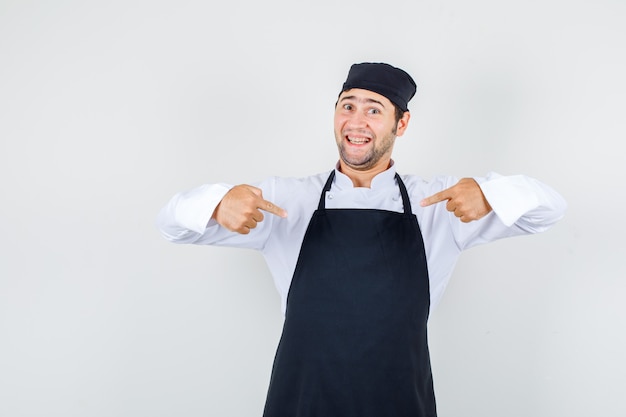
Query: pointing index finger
[[420, 190, 451, 207], [260, 200, 288, 218]]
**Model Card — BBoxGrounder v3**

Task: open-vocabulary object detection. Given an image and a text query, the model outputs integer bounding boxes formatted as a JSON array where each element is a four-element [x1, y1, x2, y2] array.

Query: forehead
[[338, 88, 393, 107]]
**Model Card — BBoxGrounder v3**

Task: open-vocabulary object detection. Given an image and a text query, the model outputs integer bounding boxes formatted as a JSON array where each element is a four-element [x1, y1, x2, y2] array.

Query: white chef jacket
[[156, 162, 567, 315]]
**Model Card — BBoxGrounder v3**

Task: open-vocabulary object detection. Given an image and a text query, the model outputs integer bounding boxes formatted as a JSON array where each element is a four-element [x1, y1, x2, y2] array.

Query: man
[[157, 62, 567, 417]]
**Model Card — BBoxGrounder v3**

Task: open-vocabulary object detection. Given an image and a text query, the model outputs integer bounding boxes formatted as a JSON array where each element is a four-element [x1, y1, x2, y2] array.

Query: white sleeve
[[156, 183, 233, 244], [155, 177, 280, 251], [425, 172, 568, 252], [476, 172, 567, 231]]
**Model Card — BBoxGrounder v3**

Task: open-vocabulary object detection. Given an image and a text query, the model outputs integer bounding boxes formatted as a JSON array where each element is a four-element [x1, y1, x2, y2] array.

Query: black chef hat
[[341, 62, 417, 112]]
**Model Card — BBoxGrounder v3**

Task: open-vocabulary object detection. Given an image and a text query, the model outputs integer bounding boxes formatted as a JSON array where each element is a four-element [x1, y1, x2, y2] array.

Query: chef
[[157, 62, 567, 417]]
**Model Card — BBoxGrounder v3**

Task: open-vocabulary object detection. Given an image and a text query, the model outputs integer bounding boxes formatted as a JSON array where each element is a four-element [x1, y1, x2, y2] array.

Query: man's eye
[[368, 108, 380, 114], [343, 104, 353, 110]]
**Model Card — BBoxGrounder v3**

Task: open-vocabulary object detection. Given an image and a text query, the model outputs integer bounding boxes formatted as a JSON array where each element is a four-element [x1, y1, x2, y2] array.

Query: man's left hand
[[420, 178, 492, 223]]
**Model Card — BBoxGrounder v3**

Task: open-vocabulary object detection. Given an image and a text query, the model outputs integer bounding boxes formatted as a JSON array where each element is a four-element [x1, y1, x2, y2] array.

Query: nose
[[345, 111, 367, 129]]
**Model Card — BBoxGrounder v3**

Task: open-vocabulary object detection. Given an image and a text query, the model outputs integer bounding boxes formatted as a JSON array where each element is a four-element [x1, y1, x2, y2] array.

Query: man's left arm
[[475, 172, 567, 231], [421, 172, 567, 233]]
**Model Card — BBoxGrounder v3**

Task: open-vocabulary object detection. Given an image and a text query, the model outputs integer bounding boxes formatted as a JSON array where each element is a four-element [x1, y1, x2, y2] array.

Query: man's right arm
[[156, 182, 286, 246], [156, 183, 232, 244], [212, 185, 287, 234]]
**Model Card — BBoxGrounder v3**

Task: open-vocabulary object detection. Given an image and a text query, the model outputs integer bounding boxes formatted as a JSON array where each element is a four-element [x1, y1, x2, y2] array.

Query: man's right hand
[[212, 185, 287, 234]]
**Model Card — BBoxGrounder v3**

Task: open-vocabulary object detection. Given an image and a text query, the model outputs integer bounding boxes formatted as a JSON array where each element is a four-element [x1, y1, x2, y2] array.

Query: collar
[[333, 160, 397, 190]]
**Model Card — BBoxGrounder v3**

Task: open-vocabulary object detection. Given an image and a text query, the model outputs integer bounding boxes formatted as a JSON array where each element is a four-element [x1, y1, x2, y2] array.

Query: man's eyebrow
[[339, 96, 386, 108]]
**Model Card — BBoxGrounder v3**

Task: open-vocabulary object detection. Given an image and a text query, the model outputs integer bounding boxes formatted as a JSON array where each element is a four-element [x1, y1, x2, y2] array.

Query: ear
[[395, 111, 411, 137]]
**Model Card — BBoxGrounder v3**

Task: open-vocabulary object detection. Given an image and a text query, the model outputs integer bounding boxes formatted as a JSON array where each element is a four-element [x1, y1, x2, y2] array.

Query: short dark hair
[[393, 104, 405, 124], [391, 104, 407, 135]]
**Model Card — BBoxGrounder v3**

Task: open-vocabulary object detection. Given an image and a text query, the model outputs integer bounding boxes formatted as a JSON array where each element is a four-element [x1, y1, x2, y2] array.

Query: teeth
[[348, 136, 370, 144]]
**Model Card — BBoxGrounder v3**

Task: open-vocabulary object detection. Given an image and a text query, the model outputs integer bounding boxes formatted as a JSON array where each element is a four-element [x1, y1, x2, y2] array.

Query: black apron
[[263, 171, 436, 417]]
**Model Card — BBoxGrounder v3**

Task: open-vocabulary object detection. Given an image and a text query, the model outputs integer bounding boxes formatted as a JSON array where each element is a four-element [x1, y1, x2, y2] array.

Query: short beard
[[337, 131, 396, 171]]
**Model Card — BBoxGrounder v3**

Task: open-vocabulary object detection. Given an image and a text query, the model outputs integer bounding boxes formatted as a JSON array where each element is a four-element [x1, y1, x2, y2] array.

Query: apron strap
[[317, 170, 413, 215], [395, 173, 413, 215], [317, 170, 336, 210]]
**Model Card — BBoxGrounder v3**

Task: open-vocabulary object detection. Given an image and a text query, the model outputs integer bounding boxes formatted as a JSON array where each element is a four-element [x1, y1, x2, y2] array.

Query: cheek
[[333, 116, 346, 132], [369, 121, 389, 136]]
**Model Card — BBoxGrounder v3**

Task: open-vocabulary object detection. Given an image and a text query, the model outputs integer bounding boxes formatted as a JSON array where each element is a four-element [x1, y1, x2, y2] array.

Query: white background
[[1, 1, 624, 416]]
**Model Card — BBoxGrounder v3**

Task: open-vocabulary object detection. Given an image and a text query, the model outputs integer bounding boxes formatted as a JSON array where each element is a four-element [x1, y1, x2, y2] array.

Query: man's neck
[[338, 159, 392, 188]]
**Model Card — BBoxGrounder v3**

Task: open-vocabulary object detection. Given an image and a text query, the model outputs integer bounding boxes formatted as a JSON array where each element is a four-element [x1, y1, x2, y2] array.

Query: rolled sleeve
[[157, 183, 233, 242], [477, 172, 567, 229]]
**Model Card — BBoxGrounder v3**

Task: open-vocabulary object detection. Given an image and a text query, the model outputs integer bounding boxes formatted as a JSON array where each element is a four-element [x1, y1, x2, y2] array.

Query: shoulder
[[277, 170, 332, 189], [398, 173, 460, 197], [258, 170, 333, 205]]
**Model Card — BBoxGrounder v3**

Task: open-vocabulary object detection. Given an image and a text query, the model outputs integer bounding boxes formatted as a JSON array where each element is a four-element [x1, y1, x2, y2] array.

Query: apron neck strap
[[317, 170, 413, 215], [394, 173, 413, 215], [318, 171, 336, 210]]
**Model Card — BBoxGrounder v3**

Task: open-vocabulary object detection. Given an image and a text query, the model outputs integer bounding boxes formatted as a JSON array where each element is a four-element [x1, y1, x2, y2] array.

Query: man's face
[[334, 89, 408, 172]]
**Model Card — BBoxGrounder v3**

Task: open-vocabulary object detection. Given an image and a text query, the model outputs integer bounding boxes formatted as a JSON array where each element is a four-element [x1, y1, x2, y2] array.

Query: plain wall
[[1, 0, 624, 416]]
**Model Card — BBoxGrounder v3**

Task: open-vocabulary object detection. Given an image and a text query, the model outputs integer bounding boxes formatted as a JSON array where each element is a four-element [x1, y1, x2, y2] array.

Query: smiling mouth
[[346, 136, 371, 145]]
